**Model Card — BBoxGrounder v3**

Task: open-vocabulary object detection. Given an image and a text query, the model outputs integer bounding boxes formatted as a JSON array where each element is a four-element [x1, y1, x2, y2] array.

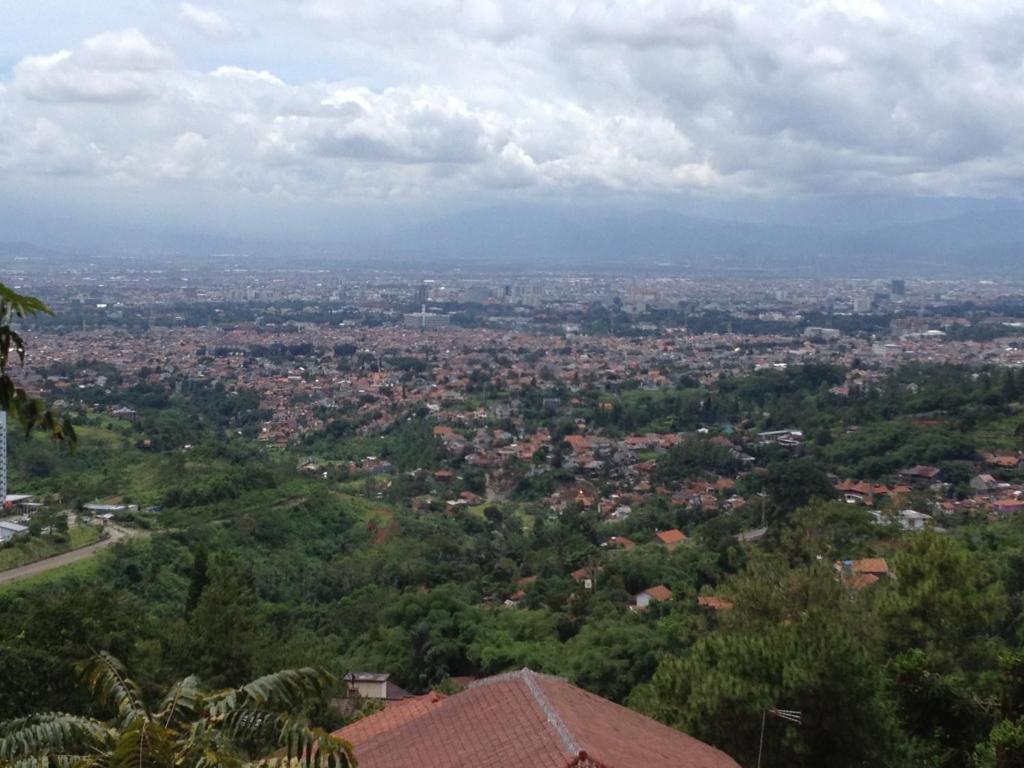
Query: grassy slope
[[0, 552, 106, 594], [0, 526, 104, 571]]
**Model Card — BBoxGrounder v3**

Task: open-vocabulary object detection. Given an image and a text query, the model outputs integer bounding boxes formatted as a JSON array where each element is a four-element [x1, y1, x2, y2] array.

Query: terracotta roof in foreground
[[336, 668, 740, 768], [335, 692, 446, 748]]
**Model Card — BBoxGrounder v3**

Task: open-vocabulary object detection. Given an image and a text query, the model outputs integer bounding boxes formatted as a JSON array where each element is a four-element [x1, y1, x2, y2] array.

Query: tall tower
[[0, 410, 7, 502]]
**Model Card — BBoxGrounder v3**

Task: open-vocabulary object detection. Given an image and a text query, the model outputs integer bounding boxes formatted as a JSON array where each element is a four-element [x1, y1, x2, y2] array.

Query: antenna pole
[[756, 710, 766, 768], [756, 707, 802, 767]]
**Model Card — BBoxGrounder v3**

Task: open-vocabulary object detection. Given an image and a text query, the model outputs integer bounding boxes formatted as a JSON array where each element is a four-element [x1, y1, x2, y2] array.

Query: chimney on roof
[[345, 672, 390, 700]]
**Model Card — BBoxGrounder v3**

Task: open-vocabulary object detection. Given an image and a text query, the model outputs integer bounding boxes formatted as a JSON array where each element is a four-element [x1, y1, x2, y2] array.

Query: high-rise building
[[0, 411, 6, 502], [891, 279, 906, 296], [403, 311, 451, 329], [464, 286, 492, 303]]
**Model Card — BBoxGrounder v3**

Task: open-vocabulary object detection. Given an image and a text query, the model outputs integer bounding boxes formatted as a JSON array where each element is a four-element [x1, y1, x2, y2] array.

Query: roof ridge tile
[[469, 668, 582, 760], [521, 668, 581, 759]]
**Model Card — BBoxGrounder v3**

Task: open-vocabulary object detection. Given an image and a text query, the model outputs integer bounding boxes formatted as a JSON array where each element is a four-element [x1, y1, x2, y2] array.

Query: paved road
[[0, 525, 138, 586]]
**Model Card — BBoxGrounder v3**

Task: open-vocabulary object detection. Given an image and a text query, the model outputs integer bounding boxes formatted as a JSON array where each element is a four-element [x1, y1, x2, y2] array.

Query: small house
[[344, 672, 412, 702], [634, 585, 672, 609], [655, 529, 687, 551], [0, 520, 28, 542]]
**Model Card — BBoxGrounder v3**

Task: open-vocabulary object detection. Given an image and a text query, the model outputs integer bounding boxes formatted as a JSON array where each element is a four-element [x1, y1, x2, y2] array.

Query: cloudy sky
[[3, 0, 1024, 246]]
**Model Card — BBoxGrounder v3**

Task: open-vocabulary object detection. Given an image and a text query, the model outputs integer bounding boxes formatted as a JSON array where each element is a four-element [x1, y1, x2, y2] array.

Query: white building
[[0, 520, 28, 542], [898, 509, 933, 530]]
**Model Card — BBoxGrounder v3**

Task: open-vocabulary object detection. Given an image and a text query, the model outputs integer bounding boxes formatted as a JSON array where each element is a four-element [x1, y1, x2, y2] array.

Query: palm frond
[[19, 398, 76, 443], [218, 711, 281, 745], [0, 283, 50, 377], [209, 669, 334, 717], [0, 713, 110, 762], [5, 753, 97, 768], [156, 677, 202, 730], [0, 386, 77, 445], [71, 753, 111, 768], [0, 284, 52, 319], [168, 719, 246, 768], [79, 654, 147, 725], [274, 725, 355, 768], [0, 660, 350, 768], [186, 748, 246, 768], [107, 720, 174, 768]]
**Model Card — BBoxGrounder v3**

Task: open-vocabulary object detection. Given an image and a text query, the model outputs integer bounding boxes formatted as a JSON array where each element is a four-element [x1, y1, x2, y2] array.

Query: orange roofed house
[[633, 584, 673, 610], [655, 528, 687, 551], [834, 558, 890, 590], [333, 668, 739, 768]]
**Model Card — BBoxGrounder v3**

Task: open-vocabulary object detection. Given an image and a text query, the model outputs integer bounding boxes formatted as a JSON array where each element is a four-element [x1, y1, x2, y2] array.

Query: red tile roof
[[642, 585, 673, 602], [565, 435, 590, 452], [655, 529, 687, 548], [852, 558, 888, 576], [698, 595, 735, 611], [570, 566, 600, 583], [988, 454, 1022, 468], [336, 669, 739, 768], [901, 465, 941, 479], [605, 536, 636, 550], [847, 573, 880, 590], [335, 693, 447, 748]]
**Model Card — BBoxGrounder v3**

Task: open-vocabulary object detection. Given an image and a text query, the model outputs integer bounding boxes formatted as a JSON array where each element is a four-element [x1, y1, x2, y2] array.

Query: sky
[[2, 0, 1024, 248]]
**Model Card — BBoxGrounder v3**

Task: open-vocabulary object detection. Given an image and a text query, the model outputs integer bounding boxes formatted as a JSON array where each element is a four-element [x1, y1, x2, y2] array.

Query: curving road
[[0, 525, 141, 586]]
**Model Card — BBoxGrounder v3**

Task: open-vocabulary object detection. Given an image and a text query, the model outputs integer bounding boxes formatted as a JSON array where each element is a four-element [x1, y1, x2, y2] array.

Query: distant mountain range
[[4, 205, 1024, 278], [367, 205, 1024, 277]]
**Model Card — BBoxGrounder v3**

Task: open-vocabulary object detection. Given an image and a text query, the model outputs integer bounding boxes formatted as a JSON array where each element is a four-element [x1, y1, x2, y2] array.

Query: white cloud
[[178, 3, 236, 39], [13, 29, 173, 102], [211, 66, 284, 87], [3, 2, 1024, 205]]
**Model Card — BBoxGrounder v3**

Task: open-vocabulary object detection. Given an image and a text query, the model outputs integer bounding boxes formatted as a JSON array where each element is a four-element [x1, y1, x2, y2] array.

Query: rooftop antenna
[[757, 707, 802, 768]]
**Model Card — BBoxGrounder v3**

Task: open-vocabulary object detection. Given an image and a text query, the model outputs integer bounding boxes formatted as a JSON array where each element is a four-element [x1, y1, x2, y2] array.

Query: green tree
[[1004, 369, 1021, 404], [877, 532, 1007, 661], [631, 557, 897, 768], [0, 652, 355, 768], [188, 562, 259, 688], [654, 438, 739, 483], [778, 501, 879, 565], [1015, 422, 1024, 452], [762, 458, 835, 520], [877, 533, 1009, 767], [184, 541, 210, 617], [563, 614, 665, 703], [976, 718, 1024, 768]]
